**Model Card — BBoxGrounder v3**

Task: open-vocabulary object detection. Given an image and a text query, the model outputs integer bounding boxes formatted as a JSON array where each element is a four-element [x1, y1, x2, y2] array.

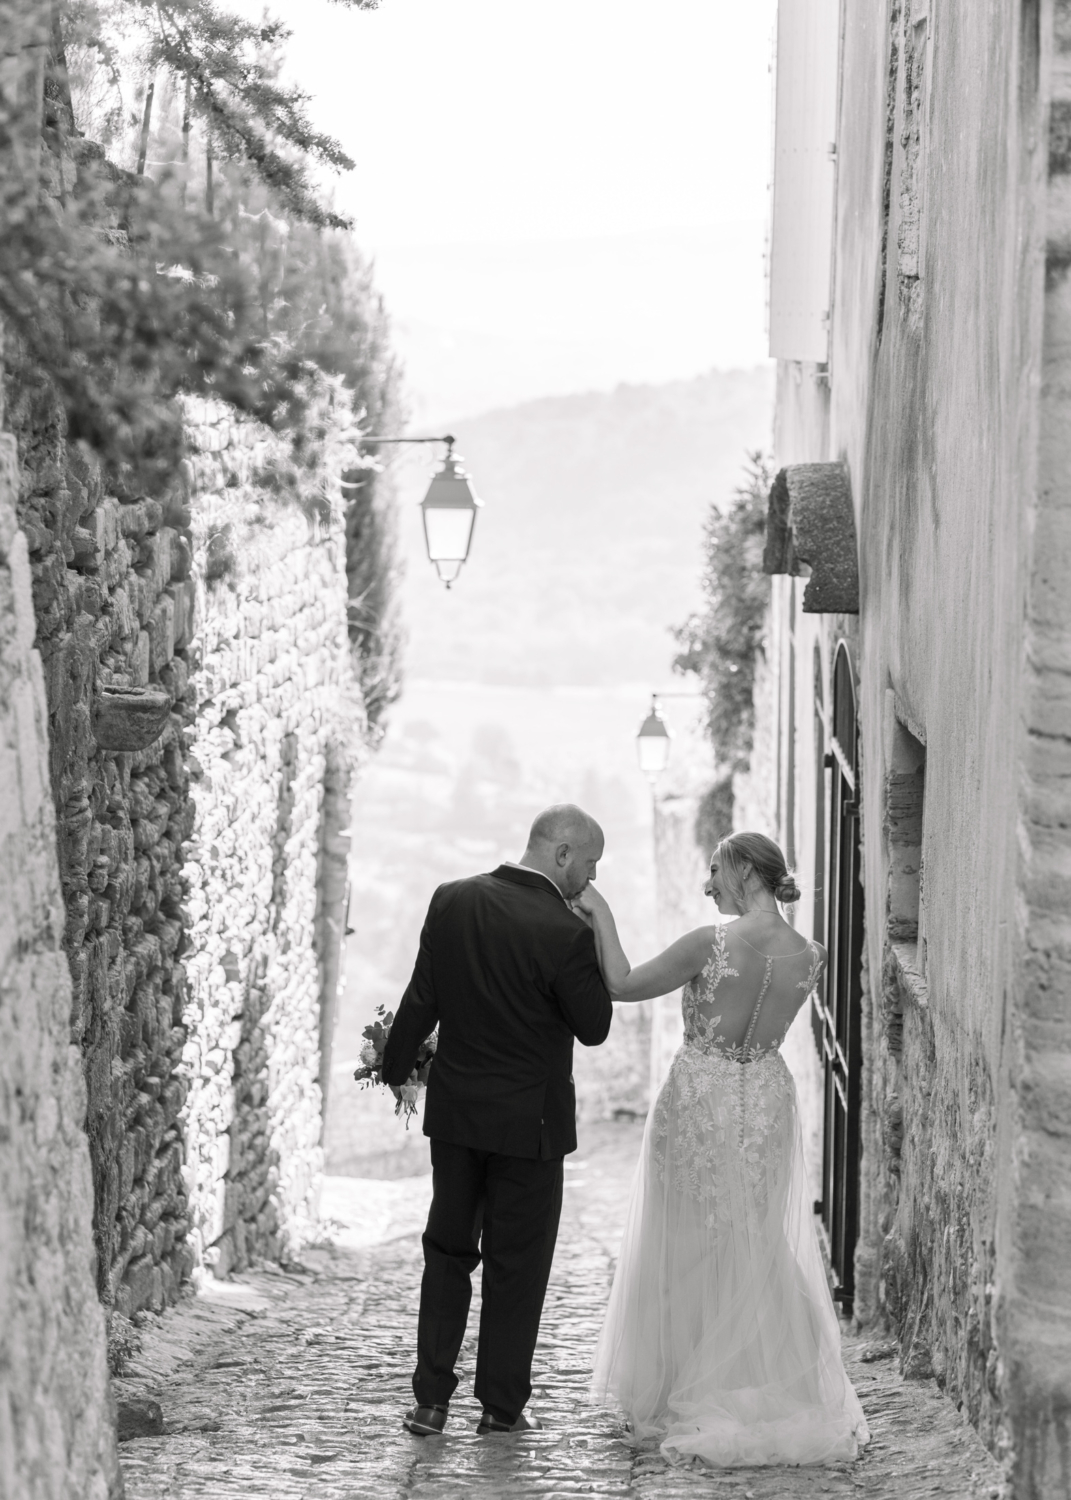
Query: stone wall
[[8, 374, 199, 1319], [1007, 0, 1071, 1481], [0, 428, 120, 1494], [5, 366, 365, 1320], [179, 398, 357, 1279], [760, 1, 1071, 1491], [1, 11, 378, 1482]]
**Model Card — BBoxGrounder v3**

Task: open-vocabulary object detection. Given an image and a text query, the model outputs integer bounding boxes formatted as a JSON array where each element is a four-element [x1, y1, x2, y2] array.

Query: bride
[[574, 830, 869, 1468]]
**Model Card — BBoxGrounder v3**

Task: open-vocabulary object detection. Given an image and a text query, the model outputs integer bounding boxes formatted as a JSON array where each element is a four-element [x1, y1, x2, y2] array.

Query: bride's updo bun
[[714, 831, 800, 908]]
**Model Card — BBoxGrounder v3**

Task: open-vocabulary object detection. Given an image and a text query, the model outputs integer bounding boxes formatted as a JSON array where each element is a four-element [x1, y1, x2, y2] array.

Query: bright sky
[[274, 0, 778, 417]]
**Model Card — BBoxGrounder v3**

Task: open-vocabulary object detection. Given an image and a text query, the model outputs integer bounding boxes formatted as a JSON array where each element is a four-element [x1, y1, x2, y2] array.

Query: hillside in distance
[[395, 365, 775, 687]]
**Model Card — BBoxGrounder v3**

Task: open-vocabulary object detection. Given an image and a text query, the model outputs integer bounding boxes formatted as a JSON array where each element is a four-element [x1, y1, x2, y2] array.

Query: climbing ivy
[[672, 451, 773, 833]]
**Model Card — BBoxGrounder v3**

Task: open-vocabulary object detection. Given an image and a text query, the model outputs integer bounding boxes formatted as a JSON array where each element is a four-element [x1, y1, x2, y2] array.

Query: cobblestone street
[[116, 1120, 1006, 1500]]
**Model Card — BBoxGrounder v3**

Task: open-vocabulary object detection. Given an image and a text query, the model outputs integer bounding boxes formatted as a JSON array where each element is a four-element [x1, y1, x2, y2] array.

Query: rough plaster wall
[[180, 400, 357, 1279], [758, 5, 1071, 1486], [853, 0, 1042, 1468], [1005, 1, 1071, 1489], [802, 0, 1057, 1484], [0, 432, 120, 1498], [875, 946, 999, 1395]]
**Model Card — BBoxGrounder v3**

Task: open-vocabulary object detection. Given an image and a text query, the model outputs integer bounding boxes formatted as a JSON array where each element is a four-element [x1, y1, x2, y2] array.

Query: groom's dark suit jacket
[[382, 864, 613, 1159]]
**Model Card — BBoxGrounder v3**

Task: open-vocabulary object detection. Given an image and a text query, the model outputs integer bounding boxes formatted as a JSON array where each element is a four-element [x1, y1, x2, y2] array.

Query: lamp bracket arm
[[360, 434, 455, 456]]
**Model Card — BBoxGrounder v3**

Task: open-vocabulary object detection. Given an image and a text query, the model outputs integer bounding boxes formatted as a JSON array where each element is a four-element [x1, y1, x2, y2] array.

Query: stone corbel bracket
[[762, 462, 860, 613], [92, 687, 173, 752]]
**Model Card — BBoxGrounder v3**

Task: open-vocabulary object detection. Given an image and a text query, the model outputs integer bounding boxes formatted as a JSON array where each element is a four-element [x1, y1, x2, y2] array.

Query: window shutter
[[768, 0, 841, 363]]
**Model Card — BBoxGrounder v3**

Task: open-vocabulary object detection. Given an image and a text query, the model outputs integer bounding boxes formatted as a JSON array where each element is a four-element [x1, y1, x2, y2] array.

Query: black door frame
[[816, 642, 864, 1312]]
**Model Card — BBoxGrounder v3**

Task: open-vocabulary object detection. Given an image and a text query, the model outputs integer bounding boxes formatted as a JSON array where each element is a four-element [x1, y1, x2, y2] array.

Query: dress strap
[[741, 955, 775, 1055]]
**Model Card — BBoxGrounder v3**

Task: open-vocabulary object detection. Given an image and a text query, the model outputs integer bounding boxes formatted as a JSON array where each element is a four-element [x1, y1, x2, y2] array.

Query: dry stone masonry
[[8, 372, 200, 1320], [5, 372, 367, 1333], [180, 397, 358, 1280], [0, 426, 121, 1498]]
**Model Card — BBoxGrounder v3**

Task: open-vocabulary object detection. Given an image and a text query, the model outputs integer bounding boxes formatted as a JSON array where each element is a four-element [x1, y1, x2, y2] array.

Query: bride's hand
[[571, 882, 610, 919]]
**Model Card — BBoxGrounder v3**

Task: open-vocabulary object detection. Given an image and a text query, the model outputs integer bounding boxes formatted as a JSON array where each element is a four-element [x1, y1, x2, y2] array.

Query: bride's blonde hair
[[713, 831, 801, 908]]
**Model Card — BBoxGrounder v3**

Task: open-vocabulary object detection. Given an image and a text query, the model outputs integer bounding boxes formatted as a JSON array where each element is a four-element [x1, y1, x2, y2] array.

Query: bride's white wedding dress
[[592, 924, 870, 1467]]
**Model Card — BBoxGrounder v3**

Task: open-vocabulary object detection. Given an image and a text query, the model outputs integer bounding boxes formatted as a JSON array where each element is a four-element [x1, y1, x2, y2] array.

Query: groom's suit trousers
[[415, 1138, 564, 1425]]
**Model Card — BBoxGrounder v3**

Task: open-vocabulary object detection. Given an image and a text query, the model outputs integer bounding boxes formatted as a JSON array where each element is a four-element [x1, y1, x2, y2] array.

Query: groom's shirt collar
[[496, 861, 566, 903]]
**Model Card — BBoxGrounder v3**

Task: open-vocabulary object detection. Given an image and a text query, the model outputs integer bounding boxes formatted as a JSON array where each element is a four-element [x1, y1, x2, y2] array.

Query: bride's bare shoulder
[[676, 925, 723, 964], [690, 923, 723, 947]]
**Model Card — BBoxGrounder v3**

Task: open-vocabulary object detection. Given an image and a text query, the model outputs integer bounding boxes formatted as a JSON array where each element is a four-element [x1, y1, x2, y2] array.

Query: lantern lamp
[[420, 445, 482, 589], [636, 696, 672, 779], [358, 432, 484, 588]]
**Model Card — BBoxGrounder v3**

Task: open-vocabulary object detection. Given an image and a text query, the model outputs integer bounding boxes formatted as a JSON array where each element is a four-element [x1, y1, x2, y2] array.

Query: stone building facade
[[753, 1, 1071, 1494], [1, 7, 120, 1491], [0, 424, 122, 1498]]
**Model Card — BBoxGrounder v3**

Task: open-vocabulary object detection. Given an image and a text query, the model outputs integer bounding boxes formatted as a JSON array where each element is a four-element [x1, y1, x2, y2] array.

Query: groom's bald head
[[527, 803, 601, 850], [521, 804, 604, 900]]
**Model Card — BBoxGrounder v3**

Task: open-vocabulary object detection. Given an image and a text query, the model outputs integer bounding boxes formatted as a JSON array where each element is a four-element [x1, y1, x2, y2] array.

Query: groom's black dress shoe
[[476, 1409, 543, 1435], [403, 1404, 448, 1436]]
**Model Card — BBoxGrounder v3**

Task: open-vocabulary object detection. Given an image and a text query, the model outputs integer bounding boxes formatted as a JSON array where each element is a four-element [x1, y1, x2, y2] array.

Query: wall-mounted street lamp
[[636, 695, 672, 781], [634, 689, 705, 782], [361, 434, 482, 589]]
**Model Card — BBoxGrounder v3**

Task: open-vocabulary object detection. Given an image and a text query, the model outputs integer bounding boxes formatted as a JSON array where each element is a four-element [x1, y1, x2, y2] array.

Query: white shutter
[[768, 0, 841, 363]]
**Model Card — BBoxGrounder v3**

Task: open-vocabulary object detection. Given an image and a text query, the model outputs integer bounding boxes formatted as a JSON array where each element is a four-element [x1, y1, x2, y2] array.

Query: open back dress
[[591, 923, 870, 1467]]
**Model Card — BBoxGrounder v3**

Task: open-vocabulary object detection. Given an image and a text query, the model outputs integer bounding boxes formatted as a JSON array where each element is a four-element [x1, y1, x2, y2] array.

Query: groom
[[382, 804, 613, 1437]]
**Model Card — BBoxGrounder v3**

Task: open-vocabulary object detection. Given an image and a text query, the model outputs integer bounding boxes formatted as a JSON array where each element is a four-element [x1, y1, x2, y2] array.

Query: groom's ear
[[554, 842, 571, 866]]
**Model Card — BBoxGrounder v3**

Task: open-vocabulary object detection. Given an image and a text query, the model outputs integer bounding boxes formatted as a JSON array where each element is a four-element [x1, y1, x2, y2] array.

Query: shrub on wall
[[1, 0, 395, 498], [672, 451, 773, 837], [693, 775, 735, 860], [2, 0, 404, 719]]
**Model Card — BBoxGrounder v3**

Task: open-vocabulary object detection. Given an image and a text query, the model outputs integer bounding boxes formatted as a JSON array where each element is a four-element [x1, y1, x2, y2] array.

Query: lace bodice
[[682, 924, 823, 1063]]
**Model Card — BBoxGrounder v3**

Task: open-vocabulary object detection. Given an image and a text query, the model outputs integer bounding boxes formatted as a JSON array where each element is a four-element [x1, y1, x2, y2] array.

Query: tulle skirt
[[592, 1043, 870, 1467]]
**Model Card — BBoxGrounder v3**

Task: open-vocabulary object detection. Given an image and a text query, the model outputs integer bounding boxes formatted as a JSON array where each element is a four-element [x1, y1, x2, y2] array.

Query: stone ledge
[[92, 687, 173, 752], [890, 940, 929, 1010]]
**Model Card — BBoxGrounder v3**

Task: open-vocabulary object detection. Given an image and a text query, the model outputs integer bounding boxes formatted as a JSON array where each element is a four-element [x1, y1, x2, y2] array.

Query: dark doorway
[[816, 644, 864, 1312]]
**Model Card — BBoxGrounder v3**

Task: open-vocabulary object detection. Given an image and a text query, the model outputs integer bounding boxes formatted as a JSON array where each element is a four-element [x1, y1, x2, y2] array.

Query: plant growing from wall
[[2, 0, 404, 719], [1, 0, 390, 495], [672, 451, 773, 840]]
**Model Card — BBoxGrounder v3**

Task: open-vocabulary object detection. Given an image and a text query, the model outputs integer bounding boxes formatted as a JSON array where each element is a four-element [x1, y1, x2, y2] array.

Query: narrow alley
[[115, 1121, 1005, 1500]]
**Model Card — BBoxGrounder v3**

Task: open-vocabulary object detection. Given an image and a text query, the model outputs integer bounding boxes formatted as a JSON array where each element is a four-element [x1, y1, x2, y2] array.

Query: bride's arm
[[573, 885, 716, 1002]]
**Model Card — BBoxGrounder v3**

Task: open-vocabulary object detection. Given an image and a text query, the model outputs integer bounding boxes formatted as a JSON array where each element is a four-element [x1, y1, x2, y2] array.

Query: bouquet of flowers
[[353, 1005, 437, 1127]]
